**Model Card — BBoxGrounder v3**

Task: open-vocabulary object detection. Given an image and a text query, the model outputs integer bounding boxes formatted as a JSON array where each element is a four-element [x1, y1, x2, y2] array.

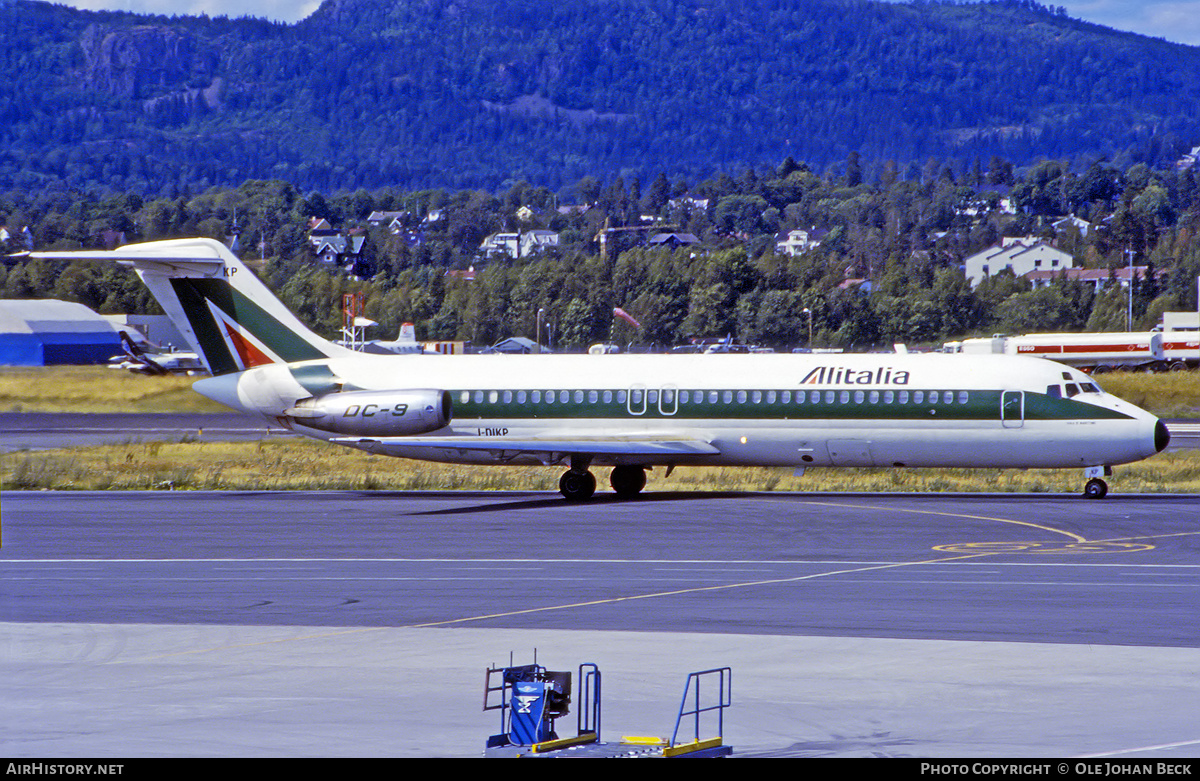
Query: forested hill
[[3, 0, 1199, 195]]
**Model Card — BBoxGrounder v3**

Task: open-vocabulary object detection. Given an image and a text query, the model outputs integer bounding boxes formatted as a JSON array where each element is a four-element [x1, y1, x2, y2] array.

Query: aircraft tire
[[1083, 478, 1109, 499], [560, 469, 597, 501], [610, 465, 647, 498]]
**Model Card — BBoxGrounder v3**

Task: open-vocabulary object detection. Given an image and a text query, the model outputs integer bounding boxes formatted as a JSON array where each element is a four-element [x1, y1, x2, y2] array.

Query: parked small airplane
[[361, 323, 426, 355], [31, 238, 1168, 500], [111, 331, 207, 375]]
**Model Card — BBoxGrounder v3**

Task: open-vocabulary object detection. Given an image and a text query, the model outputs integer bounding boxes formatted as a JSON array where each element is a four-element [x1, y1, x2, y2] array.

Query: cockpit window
[[1047, 385, 1062, 399], [1065, 383, 1080, 397]]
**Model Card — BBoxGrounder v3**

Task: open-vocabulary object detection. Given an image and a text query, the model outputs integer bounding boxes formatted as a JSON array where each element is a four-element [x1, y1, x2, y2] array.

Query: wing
[[331, 434, 720, 464]]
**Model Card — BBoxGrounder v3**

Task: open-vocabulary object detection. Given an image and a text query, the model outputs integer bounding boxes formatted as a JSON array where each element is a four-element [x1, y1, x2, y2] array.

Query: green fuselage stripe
[[447, 388, 1130, 422]]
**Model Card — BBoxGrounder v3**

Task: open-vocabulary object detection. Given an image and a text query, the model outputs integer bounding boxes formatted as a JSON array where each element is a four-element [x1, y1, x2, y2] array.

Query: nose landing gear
[[1083, 477, 1109, 499], [1083, 465, 1112, 499]]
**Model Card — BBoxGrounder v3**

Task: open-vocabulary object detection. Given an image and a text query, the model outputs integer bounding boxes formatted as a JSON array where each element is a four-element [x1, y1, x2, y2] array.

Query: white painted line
[[1079, 737, 1200, 757]]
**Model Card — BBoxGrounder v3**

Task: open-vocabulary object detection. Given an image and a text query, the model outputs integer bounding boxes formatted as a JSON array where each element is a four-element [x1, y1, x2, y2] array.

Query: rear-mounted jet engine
[[284, 389, 451, 436]]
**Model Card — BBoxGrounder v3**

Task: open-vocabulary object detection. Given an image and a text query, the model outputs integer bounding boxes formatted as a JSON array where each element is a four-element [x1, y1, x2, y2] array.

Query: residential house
[[308, 217, 336, 236], [479, 232, 522, 258], [312, 233, 366, 269], [647, 232, 700, 249], [479, 230, 560, 259], [0, 225, 33, 251], [963, 237, 1074, 287], [515, 205, 545, 222], [775, 227, 828, 256], [1052, 215, 1092, 237], [367, 211, 410, 233], [521, 230, 559, 255]]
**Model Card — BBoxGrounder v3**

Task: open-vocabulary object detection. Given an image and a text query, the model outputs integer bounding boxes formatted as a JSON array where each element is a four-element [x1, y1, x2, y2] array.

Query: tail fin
[[32, 238, 349, 375]]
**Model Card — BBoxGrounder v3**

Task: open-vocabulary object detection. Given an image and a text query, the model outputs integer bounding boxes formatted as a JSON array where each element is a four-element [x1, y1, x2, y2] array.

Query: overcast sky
[[51, 0, 1200, 47]]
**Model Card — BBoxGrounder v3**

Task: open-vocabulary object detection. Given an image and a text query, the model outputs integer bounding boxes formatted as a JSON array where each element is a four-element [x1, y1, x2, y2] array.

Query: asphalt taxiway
[[3, 490, 1199, 757], [0, 412, 288, 452]]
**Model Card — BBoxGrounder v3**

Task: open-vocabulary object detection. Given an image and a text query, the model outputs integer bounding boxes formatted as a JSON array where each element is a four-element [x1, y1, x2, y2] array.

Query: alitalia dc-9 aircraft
[[32, 238, 1169, 500]]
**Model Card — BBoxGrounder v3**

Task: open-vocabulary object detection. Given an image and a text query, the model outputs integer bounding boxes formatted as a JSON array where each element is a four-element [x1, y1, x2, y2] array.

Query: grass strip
[[4, 438, 1198, 493]]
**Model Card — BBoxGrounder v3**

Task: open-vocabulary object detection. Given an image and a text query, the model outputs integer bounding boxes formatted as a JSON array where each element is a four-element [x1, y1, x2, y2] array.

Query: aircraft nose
[[1155, 419, 1171, 453]]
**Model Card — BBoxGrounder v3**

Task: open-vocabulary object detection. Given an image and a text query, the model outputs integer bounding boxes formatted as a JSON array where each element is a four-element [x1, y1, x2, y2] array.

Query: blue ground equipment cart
[[483, 655, 731, 758]]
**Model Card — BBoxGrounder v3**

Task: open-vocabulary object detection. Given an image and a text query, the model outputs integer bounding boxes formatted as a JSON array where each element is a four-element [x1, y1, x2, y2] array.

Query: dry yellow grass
[[3, 438, 1198, 494], [1094, 370, 1200, 417], [0, 366, 226, 413]]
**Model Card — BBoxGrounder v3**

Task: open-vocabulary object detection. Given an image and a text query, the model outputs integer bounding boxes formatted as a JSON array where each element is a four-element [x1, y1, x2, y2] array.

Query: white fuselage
[[194, 351, 1165, 472]]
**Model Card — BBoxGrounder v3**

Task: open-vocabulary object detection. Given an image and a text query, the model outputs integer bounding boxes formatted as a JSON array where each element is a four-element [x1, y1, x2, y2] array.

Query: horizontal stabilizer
[[27, 238, 348, 374], [29, 239, 227, 276]]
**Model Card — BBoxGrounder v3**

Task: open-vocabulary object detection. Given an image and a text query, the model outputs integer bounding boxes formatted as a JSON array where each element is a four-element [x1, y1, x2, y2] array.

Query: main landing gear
[[558, 469, 597, 501], [558, 463, 647, 501], [609, 465, 647, 499]]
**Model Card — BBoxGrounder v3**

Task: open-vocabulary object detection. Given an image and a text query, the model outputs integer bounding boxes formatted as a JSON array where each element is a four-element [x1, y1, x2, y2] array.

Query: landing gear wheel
[[610, 465, 647, 498], [559, 469, 597, 501], [1083, 478, 1109, 499]]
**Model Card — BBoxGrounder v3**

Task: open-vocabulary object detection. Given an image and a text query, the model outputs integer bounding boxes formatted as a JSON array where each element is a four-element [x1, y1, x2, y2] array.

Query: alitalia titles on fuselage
[[801, 366, 911, 385]]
